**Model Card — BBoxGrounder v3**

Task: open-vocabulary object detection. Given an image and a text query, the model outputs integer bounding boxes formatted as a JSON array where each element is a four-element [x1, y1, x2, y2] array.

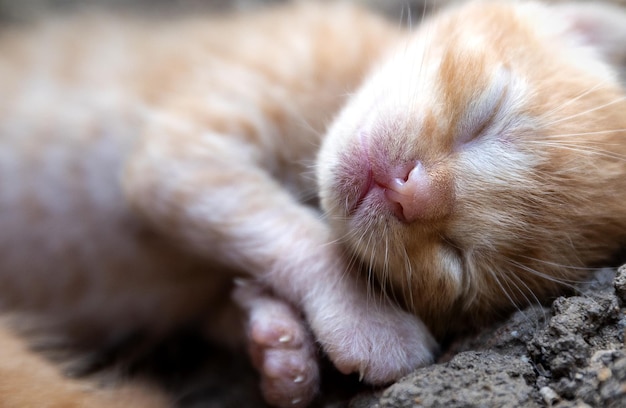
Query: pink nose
[[384, 162, 431, 222], [382, 162, 452, 223]]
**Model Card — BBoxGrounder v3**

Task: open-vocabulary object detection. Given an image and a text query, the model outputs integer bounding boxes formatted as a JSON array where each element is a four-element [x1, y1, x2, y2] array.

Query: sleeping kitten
[[1, 0, 626, 407], [318, 0, 626, 339]]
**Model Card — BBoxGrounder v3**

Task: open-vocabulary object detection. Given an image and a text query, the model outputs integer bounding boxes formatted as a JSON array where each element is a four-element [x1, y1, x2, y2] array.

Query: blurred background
[[2, 0, 624, 24], [0, 0, 447, 22]]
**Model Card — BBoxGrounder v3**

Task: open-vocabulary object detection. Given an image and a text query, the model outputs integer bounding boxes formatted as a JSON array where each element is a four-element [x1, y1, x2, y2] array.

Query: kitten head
[[317, 1, 626, 336]]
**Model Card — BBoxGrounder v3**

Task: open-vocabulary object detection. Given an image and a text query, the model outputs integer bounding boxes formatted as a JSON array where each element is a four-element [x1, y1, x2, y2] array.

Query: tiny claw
[[234, 278, 249, 287], [293, 375, 305, 383], [291, 398, 303, 405], [279, 334, 292, 343]]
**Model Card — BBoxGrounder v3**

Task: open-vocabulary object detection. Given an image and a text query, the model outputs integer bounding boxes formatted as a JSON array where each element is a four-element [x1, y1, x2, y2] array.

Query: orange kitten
[[319, 0, 626, 338], [2, 0, 626, 407], [0, 3, 433, 407]]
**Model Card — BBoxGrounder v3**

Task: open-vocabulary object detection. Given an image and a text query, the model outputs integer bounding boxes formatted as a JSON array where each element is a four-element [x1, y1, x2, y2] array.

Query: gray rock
[[614, 264, 626, 304], [359, 265, 626, 408], [380, 351, 538, 408]]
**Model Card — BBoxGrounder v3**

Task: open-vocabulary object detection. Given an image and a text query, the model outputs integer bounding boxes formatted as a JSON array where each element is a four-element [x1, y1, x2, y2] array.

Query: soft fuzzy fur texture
[[318, 0, 626, 338], [0, 1, 625, 407]]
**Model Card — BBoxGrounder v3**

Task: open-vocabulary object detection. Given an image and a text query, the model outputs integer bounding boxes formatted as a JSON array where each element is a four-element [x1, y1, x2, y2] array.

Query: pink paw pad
[[233, 281, 319, 408]]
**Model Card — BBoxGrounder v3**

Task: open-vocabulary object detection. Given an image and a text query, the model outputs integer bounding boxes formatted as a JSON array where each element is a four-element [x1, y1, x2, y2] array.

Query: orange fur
[[0, 320, 170, 408], [318, 0, 626, 337]]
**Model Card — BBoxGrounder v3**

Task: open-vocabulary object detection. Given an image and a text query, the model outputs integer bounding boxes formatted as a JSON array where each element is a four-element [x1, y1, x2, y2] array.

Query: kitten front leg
[[123, 118, 437, 399]]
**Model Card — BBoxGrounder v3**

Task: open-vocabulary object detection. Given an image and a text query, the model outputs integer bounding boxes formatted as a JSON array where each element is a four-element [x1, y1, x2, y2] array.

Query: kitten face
[[318, 1, 626, 334]]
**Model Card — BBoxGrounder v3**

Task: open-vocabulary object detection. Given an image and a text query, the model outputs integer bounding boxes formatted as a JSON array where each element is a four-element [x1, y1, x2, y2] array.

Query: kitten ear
[[554, 2, 626, 69]]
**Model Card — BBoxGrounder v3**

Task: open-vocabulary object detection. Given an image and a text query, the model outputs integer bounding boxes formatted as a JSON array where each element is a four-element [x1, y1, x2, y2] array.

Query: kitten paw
[[233, 281, 319, 408], [313, 300, 438, 385]]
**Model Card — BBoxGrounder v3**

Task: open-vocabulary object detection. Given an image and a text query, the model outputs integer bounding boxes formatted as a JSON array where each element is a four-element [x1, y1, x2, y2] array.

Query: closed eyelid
[[457, 66, 512, 145]]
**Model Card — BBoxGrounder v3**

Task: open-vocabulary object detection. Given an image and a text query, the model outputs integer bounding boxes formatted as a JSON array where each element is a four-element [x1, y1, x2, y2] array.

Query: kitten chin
[[318, 0, 626, 338]]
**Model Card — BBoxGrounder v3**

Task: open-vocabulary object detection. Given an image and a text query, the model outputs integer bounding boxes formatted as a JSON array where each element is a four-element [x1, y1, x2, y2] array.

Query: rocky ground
[[351, 265, 626, 408]]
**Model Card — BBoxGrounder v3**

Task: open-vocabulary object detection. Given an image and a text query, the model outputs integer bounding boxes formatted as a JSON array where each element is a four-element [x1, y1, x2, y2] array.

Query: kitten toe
[[259, 347, 318, 408], [233, 282, 319, 408]]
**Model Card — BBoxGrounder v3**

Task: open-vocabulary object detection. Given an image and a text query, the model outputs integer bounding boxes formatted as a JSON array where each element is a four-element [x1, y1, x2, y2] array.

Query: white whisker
[[487, 267, 527, 319], [506, 259, 584, 292], [542, 95, 626, 127], [400, 243, 415, 311], [527, 141, 626, 161], [543, 128, 626, 139], [541, 82, 607, 118]]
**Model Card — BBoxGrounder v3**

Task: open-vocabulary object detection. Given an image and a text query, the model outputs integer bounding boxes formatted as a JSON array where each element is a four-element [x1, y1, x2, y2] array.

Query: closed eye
[[456, 66, 511, 146]]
